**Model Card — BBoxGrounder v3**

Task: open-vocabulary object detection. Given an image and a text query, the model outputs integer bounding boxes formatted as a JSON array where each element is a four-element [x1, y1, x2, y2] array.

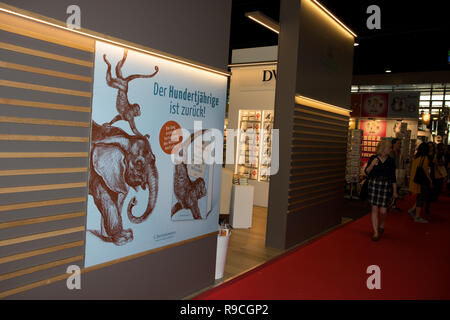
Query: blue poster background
[[84, 41, 227, 268]]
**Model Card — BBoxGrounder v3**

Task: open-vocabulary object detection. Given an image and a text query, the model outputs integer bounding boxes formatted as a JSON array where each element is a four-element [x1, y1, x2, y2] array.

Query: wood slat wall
[[0, 10, 94, 297], [288, 103, 350, 214]]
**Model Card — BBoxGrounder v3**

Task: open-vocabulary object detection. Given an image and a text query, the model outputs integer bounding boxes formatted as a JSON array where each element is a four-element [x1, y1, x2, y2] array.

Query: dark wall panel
[[296, 0, 354, 108], [0, 86, 92, 107], [0, 141, 90, 153], [265, 0, 301, 250], [0, 48, 93, 77], [2, 0, 232, 70], [285, 198, 344, 248], [266, 0, 353, 250], [0, 29, 93, 61], [1, 68, 92, 92], [7, 234, 217, 300]]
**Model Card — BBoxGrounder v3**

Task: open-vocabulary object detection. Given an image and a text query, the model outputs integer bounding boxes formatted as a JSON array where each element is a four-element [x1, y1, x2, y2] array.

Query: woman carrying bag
[[408, 142, 433, 223], [365, 140, 398, 241]]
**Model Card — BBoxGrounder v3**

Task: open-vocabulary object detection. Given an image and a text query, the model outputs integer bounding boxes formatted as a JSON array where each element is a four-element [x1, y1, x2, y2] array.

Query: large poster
[[388, 92, 420, 119], [359, 120, 387, 166], [84, 41, 227, 267], [361, 93, 389, 118]]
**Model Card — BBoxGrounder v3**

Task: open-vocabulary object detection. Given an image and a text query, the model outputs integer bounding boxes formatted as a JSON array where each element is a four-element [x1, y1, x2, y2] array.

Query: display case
[[260, 110, 274, 181], [235, 109, 274, 182], [362, 135, 381, 159], [346, 129, 363, 183], [359, 119, 387, 166], [345, 129, 363, 199], [223, 118, 228, 166]]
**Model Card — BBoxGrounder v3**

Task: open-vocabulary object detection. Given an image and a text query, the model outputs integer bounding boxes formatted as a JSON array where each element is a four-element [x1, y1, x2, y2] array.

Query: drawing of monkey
[[171, 130, 212, 220], [103, 49, 159, 137], [171, 162, 207, 219]]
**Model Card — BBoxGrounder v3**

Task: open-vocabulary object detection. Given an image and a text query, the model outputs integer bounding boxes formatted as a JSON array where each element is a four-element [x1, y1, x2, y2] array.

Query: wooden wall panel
[[0, 10, 94, 298], [288, 103, 348, 209], [284, 102, 349, 247]]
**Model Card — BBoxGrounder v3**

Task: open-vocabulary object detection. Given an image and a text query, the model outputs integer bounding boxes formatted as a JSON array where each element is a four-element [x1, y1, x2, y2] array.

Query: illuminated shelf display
[[235, 109, 274, 182], [260, 110, 274, 181]]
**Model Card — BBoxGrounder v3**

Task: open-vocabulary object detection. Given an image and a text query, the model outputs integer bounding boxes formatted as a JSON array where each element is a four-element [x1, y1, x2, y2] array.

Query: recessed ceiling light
[[354, 42, 359, 46], [385, 69, 392, 73]]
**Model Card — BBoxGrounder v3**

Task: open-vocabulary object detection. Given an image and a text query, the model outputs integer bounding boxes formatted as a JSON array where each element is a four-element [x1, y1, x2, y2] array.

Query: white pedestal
[[230, 185, 254, 228], [215, 229, 231, 279]]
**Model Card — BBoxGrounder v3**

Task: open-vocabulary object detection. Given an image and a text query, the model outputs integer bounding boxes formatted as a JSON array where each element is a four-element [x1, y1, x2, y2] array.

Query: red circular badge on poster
[[159, 121, 182, 154]]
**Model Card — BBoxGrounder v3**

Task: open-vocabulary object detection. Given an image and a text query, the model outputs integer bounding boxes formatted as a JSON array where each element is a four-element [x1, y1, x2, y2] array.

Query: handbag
[[360, 156, 377, 200], [413, 157, 428, 185]]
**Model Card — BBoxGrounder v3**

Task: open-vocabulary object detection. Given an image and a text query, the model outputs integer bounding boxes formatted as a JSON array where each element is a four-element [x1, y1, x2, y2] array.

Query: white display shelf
[[230, 185, 254, 228]]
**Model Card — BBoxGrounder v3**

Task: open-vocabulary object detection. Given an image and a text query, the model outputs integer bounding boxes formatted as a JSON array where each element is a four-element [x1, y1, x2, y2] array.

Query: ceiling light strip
[[247, 16, 280, 34], [0, 7, 230, 77], [311, 0, 357, 38], [295, 94, 351, 117], [228, 61, 278, 68], [245, 11, 280, 34]]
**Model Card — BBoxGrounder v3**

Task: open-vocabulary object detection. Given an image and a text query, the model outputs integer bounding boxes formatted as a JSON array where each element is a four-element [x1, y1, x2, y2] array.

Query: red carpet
[[195, 193, 450, 300]]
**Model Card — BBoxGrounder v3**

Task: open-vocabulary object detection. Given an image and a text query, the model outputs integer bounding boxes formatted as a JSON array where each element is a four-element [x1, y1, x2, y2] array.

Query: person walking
[[446, 144, 450, 196], [445, 145, 450, 197], [434, 143, 447, 197], [389, 138, 401, 211], [365, 140, 398, 241], [408, 142, 433, 223], [425, 142, 437, 214], [389, 138, 401, 169]]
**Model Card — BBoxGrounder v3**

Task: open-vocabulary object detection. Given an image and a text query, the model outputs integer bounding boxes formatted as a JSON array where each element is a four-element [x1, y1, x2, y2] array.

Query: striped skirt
[[368, 177, 392, 207]]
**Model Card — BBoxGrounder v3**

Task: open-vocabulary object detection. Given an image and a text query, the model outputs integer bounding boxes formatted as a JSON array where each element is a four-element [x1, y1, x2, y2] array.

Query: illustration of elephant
[[88, 121, 158, 245]]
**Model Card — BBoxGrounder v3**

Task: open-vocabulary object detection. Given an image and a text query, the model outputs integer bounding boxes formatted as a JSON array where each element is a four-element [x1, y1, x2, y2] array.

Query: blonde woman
[[364, 140, 398, 241]]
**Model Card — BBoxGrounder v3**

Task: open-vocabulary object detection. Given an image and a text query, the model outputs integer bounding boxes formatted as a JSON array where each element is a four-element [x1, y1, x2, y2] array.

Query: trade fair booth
[[0, 1, 230, 299], [0, 0, 357, 299], [226, 46, 278, 207]]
